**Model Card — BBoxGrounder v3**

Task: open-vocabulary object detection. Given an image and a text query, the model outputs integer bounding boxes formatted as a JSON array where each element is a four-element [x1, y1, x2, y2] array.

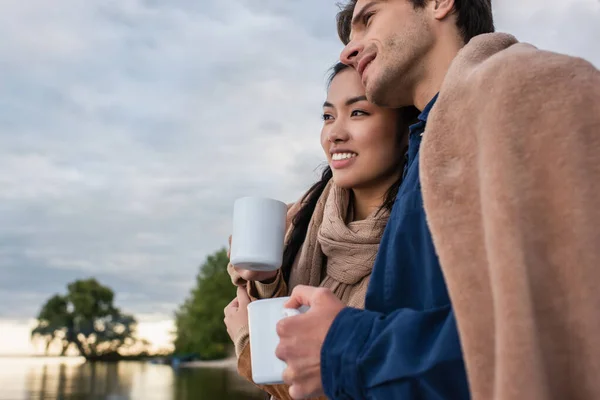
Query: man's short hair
[[336, 0, 495, 45]]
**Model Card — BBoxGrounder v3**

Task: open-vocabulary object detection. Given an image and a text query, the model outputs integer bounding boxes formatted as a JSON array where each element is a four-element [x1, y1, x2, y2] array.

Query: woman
[[224, 62, 418, 400]]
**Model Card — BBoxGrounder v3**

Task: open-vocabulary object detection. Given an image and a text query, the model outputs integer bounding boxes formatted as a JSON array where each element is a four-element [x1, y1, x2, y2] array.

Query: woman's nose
[[327, 125, 350, 143]]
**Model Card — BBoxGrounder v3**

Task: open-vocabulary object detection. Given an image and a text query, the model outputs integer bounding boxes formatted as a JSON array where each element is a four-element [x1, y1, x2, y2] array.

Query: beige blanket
[[421, 33, 600, 399]]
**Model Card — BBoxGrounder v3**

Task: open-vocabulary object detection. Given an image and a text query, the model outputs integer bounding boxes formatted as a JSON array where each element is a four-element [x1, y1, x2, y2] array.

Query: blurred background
[[0, 0, 598, 399]]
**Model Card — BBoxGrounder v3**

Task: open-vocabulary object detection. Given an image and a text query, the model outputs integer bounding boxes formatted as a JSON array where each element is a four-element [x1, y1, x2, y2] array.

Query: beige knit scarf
[[286, 180, 389, 308]]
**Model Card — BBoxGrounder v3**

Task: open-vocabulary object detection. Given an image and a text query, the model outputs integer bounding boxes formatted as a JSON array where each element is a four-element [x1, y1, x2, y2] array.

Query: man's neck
[[413, 37, 464, 111]]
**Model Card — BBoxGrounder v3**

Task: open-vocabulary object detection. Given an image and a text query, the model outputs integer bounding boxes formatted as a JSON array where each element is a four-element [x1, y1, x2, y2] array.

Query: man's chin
[[367, 77, 409, 108], [367, 83, 394, 108]]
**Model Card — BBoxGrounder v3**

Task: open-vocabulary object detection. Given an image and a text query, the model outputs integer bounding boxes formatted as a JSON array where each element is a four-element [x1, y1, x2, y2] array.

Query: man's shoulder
[[429, 32, 600, 149], [471, 36, 599, 93], [435, 32, 600, 120]]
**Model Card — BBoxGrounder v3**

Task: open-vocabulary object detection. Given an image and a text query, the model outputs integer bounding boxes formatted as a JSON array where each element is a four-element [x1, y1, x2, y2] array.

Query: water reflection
[[0, 357, 264, 400]]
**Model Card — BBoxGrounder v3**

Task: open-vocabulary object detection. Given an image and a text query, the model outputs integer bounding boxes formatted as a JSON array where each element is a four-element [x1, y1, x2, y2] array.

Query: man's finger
[[284, 285, 319, 309], [288, 384, 305, 400], [277, 312, 310, 339], [282, 366, 294, 385], [236, 286, 251, 307]]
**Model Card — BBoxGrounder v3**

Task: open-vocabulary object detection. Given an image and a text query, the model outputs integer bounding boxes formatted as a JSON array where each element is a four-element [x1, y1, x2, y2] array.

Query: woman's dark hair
[[280, 62, 419, 284]]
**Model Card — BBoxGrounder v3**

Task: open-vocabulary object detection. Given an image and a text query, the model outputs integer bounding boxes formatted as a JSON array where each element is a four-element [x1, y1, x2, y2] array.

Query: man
[[275, 1, 494, 399], [277, 0, 600, 399]]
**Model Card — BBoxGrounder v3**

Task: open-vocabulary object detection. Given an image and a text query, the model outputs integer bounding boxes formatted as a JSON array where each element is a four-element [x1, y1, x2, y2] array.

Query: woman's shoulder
[[286, 184, 318, 212], [286, 180, 336, 222], [284, 189, 310, 228]]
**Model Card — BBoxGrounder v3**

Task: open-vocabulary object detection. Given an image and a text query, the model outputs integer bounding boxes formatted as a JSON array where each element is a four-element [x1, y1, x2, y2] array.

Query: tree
[[31, 278, 137, 360], [174, 248, 236, 360]]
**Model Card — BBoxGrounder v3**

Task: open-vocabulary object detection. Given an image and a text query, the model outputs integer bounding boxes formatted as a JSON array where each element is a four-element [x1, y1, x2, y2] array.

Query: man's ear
[[431, 0, 455, 20]]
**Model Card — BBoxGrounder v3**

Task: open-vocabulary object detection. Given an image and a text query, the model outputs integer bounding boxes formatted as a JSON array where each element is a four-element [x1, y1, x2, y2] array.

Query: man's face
[[340, 0, 434, 107]]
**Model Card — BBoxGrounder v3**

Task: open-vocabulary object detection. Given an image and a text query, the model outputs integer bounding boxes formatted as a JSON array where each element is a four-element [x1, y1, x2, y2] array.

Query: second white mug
[[247, 297, 309, 385]]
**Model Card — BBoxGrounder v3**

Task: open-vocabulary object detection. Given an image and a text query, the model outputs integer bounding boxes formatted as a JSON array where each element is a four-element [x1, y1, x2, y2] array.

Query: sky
[[1, 0, 599, 354]]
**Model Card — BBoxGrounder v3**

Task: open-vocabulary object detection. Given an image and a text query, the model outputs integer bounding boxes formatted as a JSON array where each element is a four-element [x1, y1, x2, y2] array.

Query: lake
[[0, 357, 265, 400]]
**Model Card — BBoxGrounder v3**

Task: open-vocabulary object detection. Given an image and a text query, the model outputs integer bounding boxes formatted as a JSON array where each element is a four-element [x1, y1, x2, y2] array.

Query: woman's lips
[[331, 152, 357, 169]]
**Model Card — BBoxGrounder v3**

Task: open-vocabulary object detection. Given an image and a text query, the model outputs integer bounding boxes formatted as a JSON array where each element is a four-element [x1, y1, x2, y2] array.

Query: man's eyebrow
[[351, 0, 382, 31]]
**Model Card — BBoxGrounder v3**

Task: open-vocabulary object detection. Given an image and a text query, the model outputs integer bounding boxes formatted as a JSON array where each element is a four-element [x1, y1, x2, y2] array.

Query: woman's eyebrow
[[346, 95, 367, 105], [323, 95, 367, 108]]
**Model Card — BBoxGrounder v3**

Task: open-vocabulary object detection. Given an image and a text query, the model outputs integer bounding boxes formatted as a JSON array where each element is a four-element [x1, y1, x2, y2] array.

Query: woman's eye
[[351, 110, 368, 117], [322, 113, 333, 121]]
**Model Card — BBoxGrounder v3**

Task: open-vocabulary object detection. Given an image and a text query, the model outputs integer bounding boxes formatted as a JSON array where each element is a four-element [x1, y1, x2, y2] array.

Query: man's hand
[[275, 285, 345, 399], [228, 235, 278, 283]]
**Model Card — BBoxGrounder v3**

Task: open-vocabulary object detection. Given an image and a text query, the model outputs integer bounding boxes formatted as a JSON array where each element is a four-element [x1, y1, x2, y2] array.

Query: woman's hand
[[228, 235, 279, 283], [224, 286, 251, 343]]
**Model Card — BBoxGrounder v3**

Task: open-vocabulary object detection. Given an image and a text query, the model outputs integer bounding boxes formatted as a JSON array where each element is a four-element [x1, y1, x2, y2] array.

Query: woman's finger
[[227, 235, 232, 258], [223, 298, 239, 315]]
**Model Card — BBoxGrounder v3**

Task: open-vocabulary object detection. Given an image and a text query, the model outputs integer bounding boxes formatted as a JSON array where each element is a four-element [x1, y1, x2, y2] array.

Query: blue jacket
[[321, 95, 469, 399]]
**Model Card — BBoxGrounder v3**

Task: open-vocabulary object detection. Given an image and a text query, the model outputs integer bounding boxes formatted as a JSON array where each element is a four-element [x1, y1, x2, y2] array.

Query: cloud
[[495, 0, 600, 67], [0, 0, 340, 321], [0, 0, 598, 324]]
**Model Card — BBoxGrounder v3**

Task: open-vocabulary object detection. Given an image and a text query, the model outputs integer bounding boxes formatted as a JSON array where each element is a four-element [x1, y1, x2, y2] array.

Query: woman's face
[[321, 67, 404, 191]]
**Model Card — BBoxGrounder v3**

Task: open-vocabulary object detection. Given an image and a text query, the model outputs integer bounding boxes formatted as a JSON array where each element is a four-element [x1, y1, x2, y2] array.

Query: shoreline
[[178, 356, 237, 371], [0, 354, 239, 372]]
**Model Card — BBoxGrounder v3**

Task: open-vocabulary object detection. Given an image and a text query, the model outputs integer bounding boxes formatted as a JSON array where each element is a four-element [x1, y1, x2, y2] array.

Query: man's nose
[[340, 39, 363, 69]]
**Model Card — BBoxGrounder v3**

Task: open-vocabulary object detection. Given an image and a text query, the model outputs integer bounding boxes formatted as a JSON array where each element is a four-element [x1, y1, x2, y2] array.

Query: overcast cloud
[[1, 0, 598, 323]]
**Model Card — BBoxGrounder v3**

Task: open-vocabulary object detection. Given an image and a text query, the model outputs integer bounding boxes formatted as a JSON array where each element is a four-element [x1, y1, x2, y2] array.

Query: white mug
[[230, 196, 287, 271], [247, 297, 309, 385]]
